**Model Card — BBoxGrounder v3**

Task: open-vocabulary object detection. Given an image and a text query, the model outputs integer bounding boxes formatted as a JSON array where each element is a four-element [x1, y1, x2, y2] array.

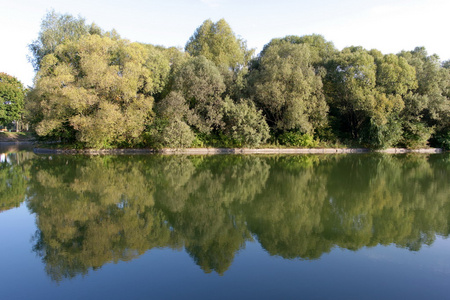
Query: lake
[[1, 145, 449, 299]]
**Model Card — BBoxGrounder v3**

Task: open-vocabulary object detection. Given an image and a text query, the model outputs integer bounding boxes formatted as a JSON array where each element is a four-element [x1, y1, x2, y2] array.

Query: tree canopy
[[185, 19, 253, 71], [0, 73, 26, 127], [28, 35, 157, 148], [248, 41, 328, 133]]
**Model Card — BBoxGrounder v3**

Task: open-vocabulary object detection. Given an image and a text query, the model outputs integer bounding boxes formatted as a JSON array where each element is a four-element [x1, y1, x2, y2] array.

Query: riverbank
[[32, 147, 444, 155], [0, 132, 36, 142]]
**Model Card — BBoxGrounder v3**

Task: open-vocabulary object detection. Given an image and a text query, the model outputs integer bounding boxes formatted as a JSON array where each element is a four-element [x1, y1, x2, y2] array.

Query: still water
[[1, 145, 449, 299]]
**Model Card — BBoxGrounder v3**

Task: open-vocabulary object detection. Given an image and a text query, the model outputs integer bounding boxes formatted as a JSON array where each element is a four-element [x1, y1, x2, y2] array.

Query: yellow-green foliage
[[28, 35, 161, 148]]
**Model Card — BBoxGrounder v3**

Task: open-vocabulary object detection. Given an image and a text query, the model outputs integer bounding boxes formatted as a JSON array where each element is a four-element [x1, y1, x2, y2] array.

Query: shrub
[[278, 131, 317, 147]]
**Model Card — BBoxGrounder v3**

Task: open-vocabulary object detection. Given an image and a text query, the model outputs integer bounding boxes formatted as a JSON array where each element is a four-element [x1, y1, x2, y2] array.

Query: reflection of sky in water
[[362, 238, 450, 276]]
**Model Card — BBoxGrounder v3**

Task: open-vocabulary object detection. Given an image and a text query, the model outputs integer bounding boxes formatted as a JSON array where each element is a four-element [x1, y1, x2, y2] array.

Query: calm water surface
[[1, 145, 449, 299]]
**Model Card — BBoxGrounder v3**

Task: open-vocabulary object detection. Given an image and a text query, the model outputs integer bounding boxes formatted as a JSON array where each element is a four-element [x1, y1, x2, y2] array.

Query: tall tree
[[248, 41, 328, 134], [261, 34, 336, 67], [185, 19, 253, 71], [398, 47, 449, 148], [171, 56, 226, 133], [27, 35, 158, 148], [0, 73, 26, 128], [324, 47, 406, 147], [29, 10, 119, 71], [29, 11, 90, 71]]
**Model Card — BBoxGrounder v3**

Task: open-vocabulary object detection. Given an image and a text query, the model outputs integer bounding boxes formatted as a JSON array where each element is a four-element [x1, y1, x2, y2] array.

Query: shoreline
[[31, 147, 445, 155]]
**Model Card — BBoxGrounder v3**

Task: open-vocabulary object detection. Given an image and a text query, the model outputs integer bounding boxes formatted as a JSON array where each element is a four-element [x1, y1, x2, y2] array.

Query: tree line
[[2, 11, 449, 149]]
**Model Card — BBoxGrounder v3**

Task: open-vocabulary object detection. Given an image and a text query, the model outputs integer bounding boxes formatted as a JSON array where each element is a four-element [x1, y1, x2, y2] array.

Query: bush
[[361, 118, 403, 149], [222, 98, 270, 147], [278, 131, 317, 147], [401, 122, 434, 149], [144, 118, 195, 149]]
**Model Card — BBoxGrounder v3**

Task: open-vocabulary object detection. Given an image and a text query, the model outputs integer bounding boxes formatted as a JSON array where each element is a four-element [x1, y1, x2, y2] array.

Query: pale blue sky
[[1, 0, 449, 87]]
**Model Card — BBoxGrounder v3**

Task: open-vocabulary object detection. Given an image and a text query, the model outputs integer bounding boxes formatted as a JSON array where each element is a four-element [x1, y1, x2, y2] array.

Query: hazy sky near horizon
[[1, 0, 449, 87]]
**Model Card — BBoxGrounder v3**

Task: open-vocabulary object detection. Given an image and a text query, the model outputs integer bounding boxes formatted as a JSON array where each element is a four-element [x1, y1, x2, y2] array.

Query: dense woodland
[[1, 11, 449, 149]]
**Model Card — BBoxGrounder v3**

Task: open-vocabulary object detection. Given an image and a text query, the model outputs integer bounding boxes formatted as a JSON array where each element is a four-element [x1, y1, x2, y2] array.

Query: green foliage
[[278, 131, 317, 147], [434, 129, 450, 150], [248, 41, 328, 133], [148, 118, 195, 149], [29, 11, 90, 71], [172, 56, 226, 133], [324, 47, 410, 148], [26, 13, 449, 150], [372, 51, 417, 96], [27, 35, 156, 148], [29, 10, 120, 71], [361, 117, 403, 149], [261, 34, 337, 66], [160, 120, 195, 149], [185, 19, 253, 71], [221, 97, 270, 147], [398, 47, 449, 148], [0, 73, 26, 126], [401, 121, 434, 148]]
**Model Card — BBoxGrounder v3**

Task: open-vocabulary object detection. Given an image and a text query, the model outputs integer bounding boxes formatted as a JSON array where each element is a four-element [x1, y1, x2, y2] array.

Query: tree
[[221, 97, 270, 147], [261, 34, 336, 67], [370, 51, 417, 96], [185, 19, 255, 101], [248, 41, 328, 134], [171, 56, 226, 133], [324, 47, 407, 147], [0, 73, 26, 129], [150, 92, 197, 148], [27, 35, 158, 148], [398, 47, 449, 148], [185, 19, 253, 71], [29, 11, 120, 71], [29, 11, 90, 71]]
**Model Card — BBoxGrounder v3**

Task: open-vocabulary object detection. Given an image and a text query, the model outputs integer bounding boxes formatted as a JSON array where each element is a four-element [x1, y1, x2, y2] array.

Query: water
[[1, 147, 449, 299]]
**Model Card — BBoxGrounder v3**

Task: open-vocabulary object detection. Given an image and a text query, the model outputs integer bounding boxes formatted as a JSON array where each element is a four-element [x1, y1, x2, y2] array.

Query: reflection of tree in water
[[25, 153, 450, 281], [244, 154, 450, 259], [324, 154, 450, 251], [28, 155, 179, 282], [242, 155, 334, 259], [0, 151, 32, 212], [154, 155, 270, 274], [27, 155, 270, 279]]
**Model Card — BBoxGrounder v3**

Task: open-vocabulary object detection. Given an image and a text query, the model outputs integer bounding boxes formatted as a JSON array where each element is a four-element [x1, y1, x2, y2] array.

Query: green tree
[[0, 73, 26, 128], [324, 47, 406, 147], [221, 97, 270, 147], [261, 34, 336, 67], [185, 19, 253, 71], [398, 47, 449, 148], [29, 11, 90, 71], [29, 11, 120, 72], [27, 35, 157, 148], [248, 41, 328, 133], [171, 56, 226, 133], [185, 19, 254, 101]]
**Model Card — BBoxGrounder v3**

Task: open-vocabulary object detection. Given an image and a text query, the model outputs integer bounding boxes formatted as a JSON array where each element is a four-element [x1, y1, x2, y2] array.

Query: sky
[[1, 0, 449, 87]]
